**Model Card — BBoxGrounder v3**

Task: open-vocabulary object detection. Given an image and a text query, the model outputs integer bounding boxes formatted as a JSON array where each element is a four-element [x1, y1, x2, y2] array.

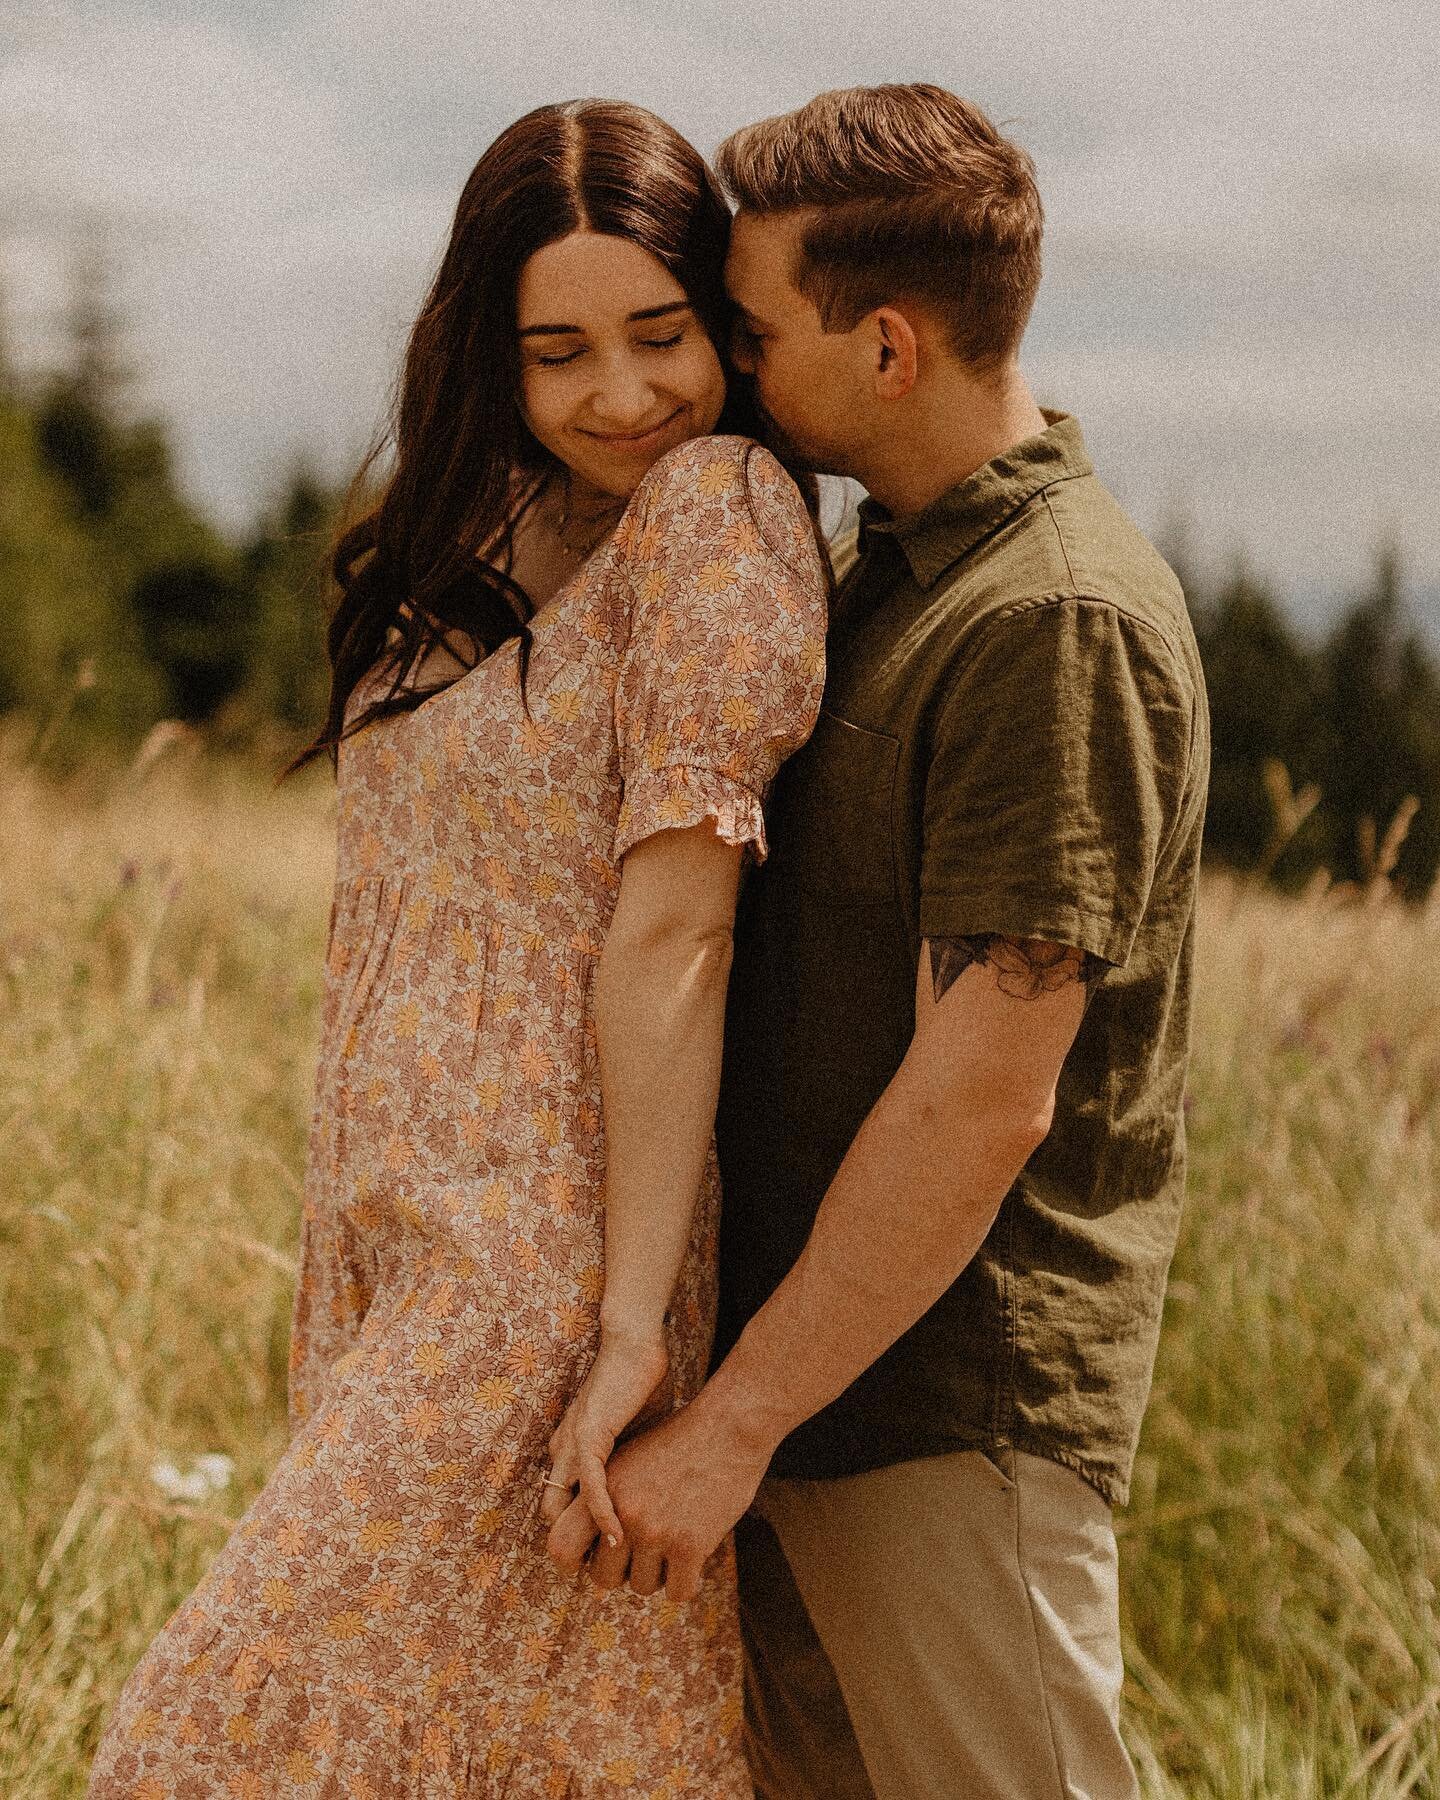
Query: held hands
[[540, 1327, 673, 1548], [544, 1387, 775, 1603]]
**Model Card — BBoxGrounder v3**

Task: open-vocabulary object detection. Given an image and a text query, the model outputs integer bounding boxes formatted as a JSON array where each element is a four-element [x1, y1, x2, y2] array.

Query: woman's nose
[[587, 356, 661, 429]]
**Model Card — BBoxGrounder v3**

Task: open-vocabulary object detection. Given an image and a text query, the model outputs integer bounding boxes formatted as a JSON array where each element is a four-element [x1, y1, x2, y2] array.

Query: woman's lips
[[581, 406, 685, 450]]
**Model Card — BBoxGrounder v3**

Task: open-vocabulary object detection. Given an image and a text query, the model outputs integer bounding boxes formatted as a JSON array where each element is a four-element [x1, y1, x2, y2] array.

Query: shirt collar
[[855, 409, 1093, 591]]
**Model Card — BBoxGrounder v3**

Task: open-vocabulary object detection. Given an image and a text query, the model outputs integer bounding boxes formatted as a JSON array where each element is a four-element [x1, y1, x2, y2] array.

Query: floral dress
[[87, 436, 828, 1799]]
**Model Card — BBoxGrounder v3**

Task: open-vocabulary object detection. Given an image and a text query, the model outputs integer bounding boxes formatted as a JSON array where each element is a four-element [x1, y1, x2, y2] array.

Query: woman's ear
[[870, 306, 919, 401]]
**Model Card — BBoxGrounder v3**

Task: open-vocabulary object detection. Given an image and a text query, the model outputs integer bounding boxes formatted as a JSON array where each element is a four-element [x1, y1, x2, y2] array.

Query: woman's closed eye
[[532, 331, 687, 370]]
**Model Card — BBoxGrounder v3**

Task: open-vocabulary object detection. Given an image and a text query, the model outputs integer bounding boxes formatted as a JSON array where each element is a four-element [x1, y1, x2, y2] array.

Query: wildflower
[[149, 1453, 234, 1502]]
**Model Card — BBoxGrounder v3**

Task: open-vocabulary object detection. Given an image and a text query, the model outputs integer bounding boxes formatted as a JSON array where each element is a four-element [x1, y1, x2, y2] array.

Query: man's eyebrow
[[518, 300, 693, 339]]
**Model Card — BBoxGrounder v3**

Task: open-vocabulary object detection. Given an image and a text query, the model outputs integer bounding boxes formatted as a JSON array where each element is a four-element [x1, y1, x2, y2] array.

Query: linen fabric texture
[[86, 436, 828, 1799], [715, 410, 1211, 1505]]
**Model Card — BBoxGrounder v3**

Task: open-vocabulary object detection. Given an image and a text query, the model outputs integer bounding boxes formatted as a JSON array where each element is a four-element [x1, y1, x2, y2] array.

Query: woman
[[87, 100, 828, 1797]]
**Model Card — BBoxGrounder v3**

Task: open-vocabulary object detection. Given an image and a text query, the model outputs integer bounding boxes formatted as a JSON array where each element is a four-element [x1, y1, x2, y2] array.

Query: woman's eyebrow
[[628, 301, 691, 323], [518, 300, 692, 339]]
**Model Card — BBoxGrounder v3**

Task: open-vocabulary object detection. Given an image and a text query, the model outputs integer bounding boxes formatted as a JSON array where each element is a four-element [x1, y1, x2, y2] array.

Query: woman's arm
[[595, 817, 744, 1338], [541, 818, 745, 1542]]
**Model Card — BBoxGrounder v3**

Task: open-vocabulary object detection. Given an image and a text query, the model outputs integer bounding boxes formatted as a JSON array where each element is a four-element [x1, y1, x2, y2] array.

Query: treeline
[[1184, 551, 1440, 897], [0, 286, 335, 760], [2, 308, 1438, 896]]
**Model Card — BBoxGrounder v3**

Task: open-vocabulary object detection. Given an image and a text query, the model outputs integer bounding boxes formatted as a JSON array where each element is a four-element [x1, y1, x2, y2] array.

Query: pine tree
[[6, 237, 253, 745], [241, 463, 337, 731], [1313, 544, 1439, 894], [32, 235, 132, 518], [1194, 564, 1318, 877]]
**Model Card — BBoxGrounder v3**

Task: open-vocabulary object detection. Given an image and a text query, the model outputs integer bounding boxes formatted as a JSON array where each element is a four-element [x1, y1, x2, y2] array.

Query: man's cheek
[[760, 367, 796, 430], [782, 365, 817, 427]]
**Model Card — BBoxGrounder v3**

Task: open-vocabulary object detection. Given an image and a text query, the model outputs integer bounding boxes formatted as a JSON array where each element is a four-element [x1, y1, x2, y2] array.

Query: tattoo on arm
[[926, 934, 1108, 1004]]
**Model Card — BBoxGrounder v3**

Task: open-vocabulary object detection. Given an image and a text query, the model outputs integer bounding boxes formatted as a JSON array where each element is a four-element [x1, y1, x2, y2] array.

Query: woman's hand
[[540, 1328, 673, 1546]]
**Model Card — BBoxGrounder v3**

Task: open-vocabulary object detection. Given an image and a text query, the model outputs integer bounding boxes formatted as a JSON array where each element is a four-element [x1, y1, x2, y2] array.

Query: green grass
[[2, 732, 1438, 1796]]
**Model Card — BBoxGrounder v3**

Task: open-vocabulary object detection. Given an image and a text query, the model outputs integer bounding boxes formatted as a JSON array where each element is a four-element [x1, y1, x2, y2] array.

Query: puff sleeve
[[610, 436, 828, 864]]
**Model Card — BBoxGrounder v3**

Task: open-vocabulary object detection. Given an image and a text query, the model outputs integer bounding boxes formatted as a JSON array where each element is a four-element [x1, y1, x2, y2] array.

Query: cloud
[[0, 13, 360, 231], [0, 8, 449, 506], [1, 0, 1436, 624]]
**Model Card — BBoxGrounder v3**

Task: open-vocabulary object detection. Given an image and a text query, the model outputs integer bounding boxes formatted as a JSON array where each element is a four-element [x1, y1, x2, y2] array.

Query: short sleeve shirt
[[714, 411, 1210, 1506]]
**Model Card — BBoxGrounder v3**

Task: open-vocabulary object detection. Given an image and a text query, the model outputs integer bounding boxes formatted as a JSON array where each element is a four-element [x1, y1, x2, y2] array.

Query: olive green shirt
[[713, 410, 1210, 1506]]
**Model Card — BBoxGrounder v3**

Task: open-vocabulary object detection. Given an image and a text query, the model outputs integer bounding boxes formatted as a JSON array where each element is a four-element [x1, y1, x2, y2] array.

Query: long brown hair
[[285, 98, 807, 777]]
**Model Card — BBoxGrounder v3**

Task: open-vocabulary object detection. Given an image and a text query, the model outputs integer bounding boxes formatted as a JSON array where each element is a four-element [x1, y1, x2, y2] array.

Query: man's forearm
[[696, 1049, 1047, 1455], [564, 947, 1084, 1602]]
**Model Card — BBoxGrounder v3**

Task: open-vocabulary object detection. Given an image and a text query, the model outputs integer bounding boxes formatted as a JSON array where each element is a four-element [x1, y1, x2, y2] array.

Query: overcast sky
[[3, 0, 1438, 636]]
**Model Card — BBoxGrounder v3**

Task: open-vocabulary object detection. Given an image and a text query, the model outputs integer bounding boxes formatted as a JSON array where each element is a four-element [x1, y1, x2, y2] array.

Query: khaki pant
[[736, 1447, 1140, 1800]]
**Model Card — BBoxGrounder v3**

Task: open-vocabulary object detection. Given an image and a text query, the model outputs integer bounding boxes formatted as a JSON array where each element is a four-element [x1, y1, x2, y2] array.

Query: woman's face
[[516, 231, 727, 500]]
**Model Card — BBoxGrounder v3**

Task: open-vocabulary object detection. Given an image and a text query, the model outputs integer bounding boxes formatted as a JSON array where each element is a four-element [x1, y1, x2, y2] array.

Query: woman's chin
[[572, 414, 714, 492]]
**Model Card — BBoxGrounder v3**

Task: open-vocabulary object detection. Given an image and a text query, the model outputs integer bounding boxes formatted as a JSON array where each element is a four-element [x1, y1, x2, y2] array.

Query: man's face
[[724, 211, 868, 476]]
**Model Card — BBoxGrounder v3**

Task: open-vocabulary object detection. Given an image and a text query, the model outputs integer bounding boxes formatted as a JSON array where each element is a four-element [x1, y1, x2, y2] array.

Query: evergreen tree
[[129, 557, 255, 722], [1313, 545, 1438, 894], [33, 380, 122, 518], [32, 236, 132, 518], [241, 465, 336, 732], [1194, 565, 1318, 876], [3, 240, 247, 745]]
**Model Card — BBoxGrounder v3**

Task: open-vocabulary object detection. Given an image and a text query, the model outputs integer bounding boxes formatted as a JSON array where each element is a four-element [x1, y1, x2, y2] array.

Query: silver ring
[[542, 1476, 571, 1491]]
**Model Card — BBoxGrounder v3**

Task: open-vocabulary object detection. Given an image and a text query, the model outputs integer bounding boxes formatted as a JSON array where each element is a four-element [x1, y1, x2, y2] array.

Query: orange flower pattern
[[86, 438, 827, 1798]]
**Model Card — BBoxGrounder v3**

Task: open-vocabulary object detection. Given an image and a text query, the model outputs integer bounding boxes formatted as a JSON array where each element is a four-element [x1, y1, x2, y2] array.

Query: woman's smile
[[579, 404, 687, 450]]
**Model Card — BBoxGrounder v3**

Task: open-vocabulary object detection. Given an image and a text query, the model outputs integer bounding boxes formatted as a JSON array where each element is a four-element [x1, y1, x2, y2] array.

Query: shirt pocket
[[766, 708, 900, 902]]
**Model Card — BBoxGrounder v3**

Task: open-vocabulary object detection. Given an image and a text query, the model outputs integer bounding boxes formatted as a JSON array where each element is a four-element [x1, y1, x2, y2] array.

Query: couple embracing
[[90, 82, 1209, 1800]]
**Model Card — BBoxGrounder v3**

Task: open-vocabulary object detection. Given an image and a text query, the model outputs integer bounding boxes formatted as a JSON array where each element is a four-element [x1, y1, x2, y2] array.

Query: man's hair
[[715, 84, 1043, 370]]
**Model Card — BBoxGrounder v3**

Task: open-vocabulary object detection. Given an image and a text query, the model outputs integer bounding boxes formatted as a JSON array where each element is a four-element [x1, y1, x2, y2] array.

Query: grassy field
[[2, 729, 1438, 1797]]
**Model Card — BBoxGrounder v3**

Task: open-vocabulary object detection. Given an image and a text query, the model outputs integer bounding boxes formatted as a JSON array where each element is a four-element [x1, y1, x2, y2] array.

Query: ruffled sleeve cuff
[[613, 762, 770, 865]]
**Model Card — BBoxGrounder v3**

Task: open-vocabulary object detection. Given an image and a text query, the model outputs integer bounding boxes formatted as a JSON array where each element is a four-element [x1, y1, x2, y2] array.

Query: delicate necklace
[[554, 476, 624, 559]]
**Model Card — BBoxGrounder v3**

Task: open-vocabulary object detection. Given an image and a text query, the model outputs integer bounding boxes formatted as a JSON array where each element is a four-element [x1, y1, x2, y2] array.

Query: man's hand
[[545, 1395, 773, 1601], [539, 1331, 672, 1547]]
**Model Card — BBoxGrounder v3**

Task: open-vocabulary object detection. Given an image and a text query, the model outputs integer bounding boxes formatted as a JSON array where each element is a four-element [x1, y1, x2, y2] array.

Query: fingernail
[[606, 1534, 618, 1548]]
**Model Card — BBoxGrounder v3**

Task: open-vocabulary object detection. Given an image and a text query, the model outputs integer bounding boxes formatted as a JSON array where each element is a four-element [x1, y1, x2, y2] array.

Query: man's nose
[[729, 324, 756, 375]]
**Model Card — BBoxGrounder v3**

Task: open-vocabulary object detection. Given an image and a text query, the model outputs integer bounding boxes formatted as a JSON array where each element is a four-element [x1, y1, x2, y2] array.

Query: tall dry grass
[[1, 727, 332, 1792], [1, 729, 1438, 1796], [1123, 856, 1440, 1795]]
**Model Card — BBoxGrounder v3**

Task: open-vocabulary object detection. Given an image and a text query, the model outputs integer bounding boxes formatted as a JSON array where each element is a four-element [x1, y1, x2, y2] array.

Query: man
[[551, 83, 1209, 1798]]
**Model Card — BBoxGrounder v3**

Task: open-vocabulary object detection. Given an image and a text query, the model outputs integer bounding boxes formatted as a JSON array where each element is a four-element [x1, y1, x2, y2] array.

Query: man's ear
[[870, 306, 919, 400]]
